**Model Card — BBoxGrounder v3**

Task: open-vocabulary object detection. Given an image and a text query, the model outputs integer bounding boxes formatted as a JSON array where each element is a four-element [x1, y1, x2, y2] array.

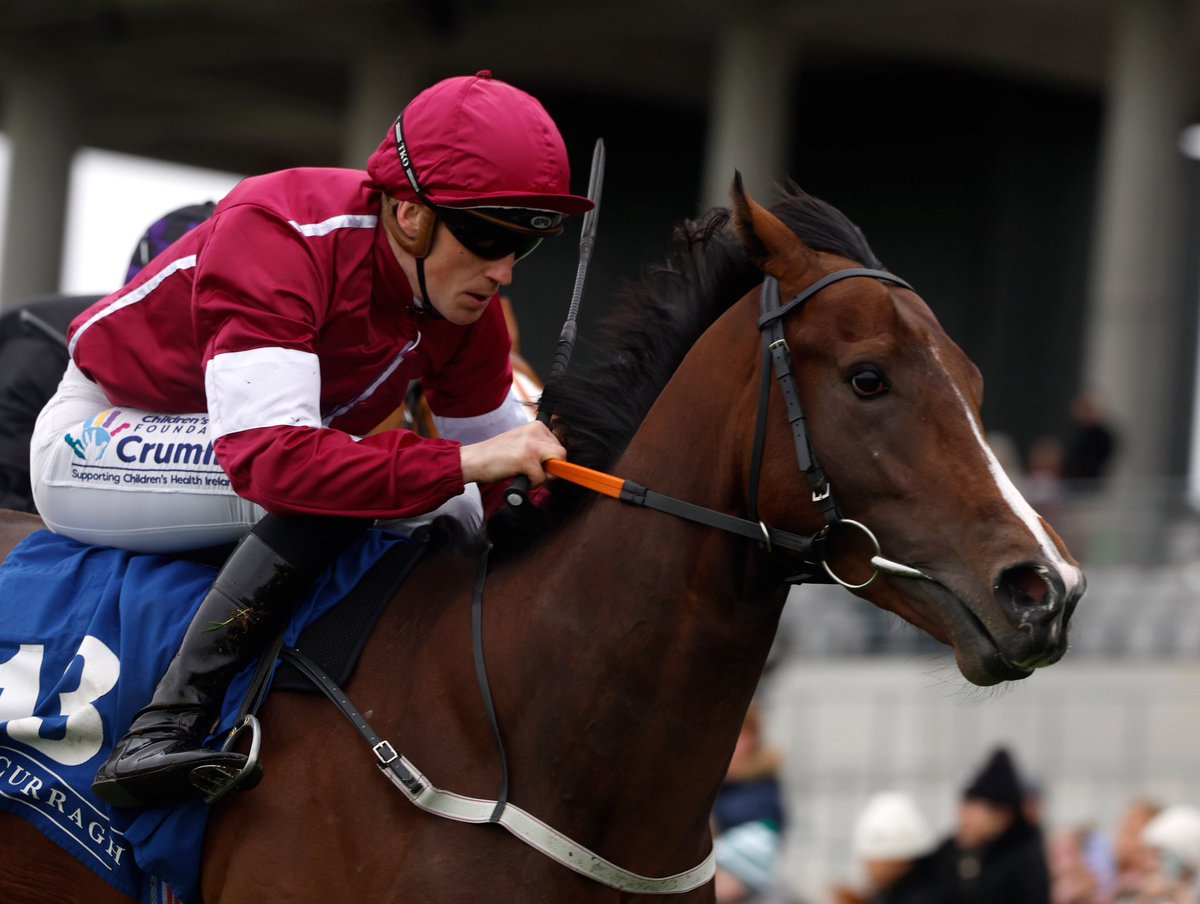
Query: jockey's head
[[368, 71, 591, 321]]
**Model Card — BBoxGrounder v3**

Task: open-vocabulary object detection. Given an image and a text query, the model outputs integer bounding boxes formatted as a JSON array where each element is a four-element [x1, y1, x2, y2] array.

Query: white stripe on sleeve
[[433, 389, 533, 445], [205, 347, 323, 440], [288, 215, 378, 237], [68, 255, 198, 356]]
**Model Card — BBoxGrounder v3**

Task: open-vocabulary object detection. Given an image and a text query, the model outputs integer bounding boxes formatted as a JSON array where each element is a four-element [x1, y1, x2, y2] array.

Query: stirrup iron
[[189, 714, 263, 804]]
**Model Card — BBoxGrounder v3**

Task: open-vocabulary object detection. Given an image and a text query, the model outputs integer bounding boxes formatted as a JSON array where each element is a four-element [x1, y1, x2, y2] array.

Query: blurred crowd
[[712, 717, 1200, 904], [993, 391, 1119, 512], [827, 750, 1200, 904]]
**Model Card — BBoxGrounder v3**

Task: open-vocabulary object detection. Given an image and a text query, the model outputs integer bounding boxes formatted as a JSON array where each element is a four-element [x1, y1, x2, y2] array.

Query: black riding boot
[[92, 514, 370, 808]]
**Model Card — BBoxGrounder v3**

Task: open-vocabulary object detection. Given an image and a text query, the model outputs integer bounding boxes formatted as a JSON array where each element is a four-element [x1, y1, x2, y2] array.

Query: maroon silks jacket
[[67, 167, 514, 519]]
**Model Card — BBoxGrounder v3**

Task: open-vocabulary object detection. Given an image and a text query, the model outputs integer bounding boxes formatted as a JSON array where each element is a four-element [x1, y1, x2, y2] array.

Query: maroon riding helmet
[[367, 70, 592, 278]]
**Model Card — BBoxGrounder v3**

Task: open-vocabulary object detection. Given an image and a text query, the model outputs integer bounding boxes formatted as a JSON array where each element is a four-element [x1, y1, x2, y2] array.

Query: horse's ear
[[730, 172, 814, 276]]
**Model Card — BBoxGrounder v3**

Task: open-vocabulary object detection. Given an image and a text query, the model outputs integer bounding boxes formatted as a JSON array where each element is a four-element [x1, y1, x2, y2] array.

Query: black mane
[[490, 184, 882, 548]]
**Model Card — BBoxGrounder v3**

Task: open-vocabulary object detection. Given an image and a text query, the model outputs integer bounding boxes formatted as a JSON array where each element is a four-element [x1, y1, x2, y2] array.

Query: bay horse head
[[729, 176, 1084, 685]]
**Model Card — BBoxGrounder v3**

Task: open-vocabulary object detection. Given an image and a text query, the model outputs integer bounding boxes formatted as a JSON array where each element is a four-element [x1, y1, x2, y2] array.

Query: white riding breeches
[[30, 362, 266, 553], [30, 363, 485, 554]]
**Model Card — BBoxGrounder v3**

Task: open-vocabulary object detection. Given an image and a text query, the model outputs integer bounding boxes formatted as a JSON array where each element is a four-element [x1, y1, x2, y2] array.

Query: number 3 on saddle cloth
[[0, 526, 424, 904]]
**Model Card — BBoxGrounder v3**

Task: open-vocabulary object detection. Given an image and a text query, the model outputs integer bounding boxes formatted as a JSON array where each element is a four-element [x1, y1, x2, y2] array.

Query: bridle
[[751, 267, 932, 587], [546, 265, 933, 588]]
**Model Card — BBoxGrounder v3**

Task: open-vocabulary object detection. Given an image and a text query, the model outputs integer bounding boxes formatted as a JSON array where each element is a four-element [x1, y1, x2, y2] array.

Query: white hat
[[852, 792, 937, 862], [1143, 805, 1200, 872]]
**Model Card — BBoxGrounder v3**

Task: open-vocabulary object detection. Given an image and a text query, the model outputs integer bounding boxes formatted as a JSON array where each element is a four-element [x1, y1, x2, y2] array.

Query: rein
[[545, 268, 933, 588]]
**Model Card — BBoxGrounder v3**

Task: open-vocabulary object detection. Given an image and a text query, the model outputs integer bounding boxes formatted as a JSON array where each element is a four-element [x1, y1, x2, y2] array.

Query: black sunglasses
[[392, 114, 565, 263], [439, 208, 549, 262]]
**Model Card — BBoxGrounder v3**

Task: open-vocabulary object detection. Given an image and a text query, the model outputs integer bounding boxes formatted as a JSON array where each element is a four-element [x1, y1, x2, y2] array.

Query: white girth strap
[[378, 756, 716, 894]]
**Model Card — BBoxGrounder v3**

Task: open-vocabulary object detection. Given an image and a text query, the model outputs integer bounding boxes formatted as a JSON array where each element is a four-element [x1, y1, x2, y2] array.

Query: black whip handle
[[505, 140, 605, 508]]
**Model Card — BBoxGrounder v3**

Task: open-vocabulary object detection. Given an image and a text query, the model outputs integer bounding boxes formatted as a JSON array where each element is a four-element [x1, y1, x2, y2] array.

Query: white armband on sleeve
[[433, 387, 534, 444], [205, 347, 323, 440]]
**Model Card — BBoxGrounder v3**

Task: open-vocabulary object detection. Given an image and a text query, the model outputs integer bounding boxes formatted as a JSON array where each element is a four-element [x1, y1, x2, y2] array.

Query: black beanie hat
[[963, 747, 1024, 809]]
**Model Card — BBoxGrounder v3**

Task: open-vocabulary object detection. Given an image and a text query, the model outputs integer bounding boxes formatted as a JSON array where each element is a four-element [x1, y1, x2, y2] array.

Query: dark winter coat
[[932, 818, 1050, 904], [870, 851, 947, 904]]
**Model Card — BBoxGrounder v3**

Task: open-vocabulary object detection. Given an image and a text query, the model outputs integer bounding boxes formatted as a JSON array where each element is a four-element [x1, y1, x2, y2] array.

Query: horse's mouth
[[917, 580, 1039, 686], [948, 591, 1036, 686]]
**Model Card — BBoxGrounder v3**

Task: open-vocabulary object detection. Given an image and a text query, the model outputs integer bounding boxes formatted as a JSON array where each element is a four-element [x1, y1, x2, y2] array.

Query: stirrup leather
[[189, 714, 263, 804]]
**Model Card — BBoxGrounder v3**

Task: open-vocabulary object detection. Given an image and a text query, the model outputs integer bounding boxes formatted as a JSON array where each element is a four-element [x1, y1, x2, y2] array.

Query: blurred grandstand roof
[[0, 0, 1134, 175]]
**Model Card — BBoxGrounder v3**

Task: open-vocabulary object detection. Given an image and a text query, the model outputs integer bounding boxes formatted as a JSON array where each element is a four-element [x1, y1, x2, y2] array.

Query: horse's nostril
[[995, 564, 1067, 623], [994, 563, 1073, 659], [1002, 566, 1051, 607]]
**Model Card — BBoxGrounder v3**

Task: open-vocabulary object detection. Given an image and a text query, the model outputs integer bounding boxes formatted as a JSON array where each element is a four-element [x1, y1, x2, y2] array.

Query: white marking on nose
[[932, 351, 1083, 596]]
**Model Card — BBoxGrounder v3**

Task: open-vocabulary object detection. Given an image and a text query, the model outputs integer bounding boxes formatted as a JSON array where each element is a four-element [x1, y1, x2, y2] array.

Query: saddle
[[274, 529, 429, 692]]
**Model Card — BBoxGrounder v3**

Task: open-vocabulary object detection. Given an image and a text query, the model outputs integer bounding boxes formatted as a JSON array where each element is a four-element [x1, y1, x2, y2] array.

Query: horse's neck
[[498, 300, 787, 873]]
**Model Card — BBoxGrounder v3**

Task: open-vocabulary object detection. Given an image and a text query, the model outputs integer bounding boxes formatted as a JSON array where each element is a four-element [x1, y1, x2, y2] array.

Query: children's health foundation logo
[[64, 409, 131, 463]]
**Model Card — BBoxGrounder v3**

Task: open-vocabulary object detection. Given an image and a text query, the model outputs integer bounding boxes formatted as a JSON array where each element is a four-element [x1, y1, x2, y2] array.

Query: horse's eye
[[850, 369, 888, 398]]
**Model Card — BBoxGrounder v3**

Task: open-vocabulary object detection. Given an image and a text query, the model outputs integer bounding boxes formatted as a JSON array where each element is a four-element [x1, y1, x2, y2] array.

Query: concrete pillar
[[1082, 0, 1191, 559], [341, 50, 425, 169], [0, 68, 76, 310], [699, 14, 795, 212]]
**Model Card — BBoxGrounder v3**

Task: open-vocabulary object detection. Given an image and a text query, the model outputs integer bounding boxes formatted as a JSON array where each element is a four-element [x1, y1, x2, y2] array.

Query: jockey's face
[[390, 201, 515, 326]]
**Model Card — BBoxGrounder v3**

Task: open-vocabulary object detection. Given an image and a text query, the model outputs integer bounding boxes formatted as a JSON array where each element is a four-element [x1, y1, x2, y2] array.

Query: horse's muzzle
[[992, 561, 1084, 668]]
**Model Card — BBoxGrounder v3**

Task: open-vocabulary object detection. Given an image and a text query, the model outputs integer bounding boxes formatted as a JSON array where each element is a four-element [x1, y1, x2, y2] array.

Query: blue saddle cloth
[[0, 528, 406, 903]]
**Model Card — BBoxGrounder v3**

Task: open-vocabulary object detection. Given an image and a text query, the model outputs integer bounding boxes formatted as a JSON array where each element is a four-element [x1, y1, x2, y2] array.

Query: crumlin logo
[[64, 409, 132, 463]]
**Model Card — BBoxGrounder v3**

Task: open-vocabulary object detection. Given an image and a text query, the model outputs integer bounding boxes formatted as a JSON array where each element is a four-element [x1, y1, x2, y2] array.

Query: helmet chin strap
[[383, 196, 442, 319], [414, 256, 440, 319]]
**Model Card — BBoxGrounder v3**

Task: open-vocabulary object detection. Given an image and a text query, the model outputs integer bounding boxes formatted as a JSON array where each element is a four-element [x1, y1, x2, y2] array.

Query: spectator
[[1113, 799, 1165, 902], [1061, 391, 1117, 490], [1118, 804, 1200, 904], [932, 746, 1050, 903], [1048, 826, 1106, 904], [1024, 435, 1065, 513], [831, 790, 942, 904], [712, 701, 790, 903]]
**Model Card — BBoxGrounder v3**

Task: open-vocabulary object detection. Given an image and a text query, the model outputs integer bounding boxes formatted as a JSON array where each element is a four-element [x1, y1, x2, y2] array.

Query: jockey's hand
[[459, 420, 566, 487]]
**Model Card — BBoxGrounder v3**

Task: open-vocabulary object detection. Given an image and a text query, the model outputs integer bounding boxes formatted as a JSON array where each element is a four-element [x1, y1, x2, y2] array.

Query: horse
[[0, 178, 1084, 903]]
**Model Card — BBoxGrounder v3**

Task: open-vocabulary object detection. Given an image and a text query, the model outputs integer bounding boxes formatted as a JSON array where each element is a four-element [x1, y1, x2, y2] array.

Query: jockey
[[29, 71, 587, 807]]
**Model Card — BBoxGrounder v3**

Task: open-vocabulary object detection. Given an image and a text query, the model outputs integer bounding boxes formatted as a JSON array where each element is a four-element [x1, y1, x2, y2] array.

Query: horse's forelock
[[772, 181, 882, 269]]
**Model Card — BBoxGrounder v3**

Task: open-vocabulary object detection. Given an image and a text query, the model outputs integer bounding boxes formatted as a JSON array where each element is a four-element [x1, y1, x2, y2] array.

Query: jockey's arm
[[459, 419, 564, 487]]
